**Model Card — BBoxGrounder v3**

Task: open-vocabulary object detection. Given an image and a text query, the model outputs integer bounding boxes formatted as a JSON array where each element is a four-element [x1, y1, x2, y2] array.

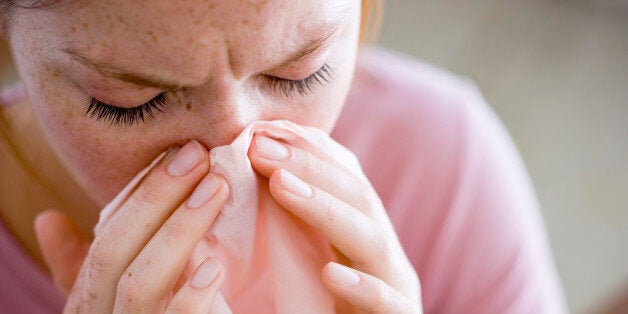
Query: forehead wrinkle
[[277, 5, 352, 69], [275, 17, 346, 70], [53, 1, 225, 90], [227, 0, 354, 76], [57, 0, 354, 88], [62, 47, 198, 90]]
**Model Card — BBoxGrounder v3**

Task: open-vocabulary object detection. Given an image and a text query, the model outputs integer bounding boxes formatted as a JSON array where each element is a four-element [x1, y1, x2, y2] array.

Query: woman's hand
[[248, 134, 423, 313], [35, 141, 232, 313]]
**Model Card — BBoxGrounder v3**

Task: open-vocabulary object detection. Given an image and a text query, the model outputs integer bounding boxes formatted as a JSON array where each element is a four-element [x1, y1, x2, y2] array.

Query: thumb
[[34, 209, 89, 296]]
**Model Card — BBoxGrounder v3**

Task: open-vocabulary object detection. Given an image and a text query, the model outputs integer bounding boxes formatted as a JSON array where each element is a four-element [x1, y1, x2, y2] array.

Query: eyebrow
[[63, 47, 186, 90], [274, 11, 350, 70], [63, 7, 352, 90]]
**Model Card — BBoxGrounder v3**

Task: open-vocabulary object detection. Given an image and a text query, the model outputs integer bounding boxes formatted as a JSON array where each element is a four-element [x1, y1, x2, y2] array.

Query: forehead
[[27, 0, 355, 82]]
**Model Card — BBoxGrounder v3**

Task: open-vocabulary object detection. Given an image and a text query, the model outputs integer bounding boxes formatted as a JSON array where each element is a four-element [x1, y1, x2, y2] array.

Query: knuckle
[[132, 179, 162, 207], [87, 238, 116, 273], [376, 282, 408, 313], [357, 181, 372, 196], [352, 224, 391, 267], [161, 219, 185, 244], [374, 280, 392, 310], [358, 181, 386, 212], [356, 182, 378, 212], [322, 196, 344, 224], [116, 272, 147, 308], [302, 153, 324, 179], [372, 230, 394, 261]]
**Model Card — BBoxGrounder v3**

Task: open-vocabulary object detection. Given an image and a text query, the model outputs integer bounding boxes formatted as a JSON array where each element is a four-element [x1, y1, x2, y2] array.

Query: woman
[[0, 0, 567, 312]]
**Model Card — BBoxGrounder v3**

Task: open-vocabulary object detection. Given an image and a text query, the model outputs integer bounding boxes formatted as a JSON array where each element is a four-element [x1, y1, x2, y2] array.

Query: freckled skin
[[7, 0, 361, 206]]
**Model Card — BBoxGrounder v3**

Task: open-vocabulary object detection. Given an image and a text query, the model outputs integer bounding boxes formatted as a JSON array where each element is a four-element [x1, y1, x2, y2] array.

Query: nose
[[180, 81, 265, 149], [211, 93, 263, 145]]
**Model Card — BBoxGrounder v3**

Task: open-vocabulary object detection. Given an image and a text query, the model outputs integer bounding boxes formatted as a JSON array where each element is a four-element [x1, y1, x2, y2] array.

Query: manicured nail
[[186, 174, 220, 209], [167, 141, 204, 177], [255, 136, 289, 161], [190, 259, 221, 290], [328, 263, 360, 287], [280, 170, 312, 198]]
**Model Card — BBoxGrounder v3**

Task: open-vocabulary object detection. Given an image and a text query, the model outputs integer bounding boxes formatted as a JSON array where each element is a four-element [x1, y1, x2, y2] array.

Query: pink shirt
[[0, 46, 567, 313]]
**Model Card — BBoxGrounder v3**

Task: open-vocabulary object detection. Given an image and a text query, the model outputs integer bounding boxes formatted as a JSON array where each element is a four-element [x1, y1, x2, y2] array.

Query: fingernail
[[167, 141, 204, 177], [255, 136, 289, 161], [186, 174, 220, 209], [190, 259, 221, 290], [163, 147, 180, 161], [328, 263, 360, 287], [280, 170, 312, 198]]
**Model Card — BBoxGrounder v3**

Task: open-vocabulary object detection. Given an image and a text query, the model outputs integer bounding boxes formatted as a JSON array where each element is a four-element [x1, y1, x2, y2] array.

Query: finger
[[322, 263, 417, 314], [249, 135, 380, 216], [34, 209, 89, 296], [0, 83, 25, 106], [209, 293, 233, 314], [113, 175, 229, 312], [166, 258, 231, 314], [76, 141, 210, 312], [94, 148, 170, 237], [268, 169, 380, 267], [270, 169, 420, 297]]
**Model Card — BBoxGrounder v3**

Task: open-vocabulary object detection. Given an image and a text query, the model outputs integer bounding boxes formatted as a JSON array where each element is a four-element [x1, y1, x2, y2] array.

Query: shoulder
[[333, 46, 567, 313]]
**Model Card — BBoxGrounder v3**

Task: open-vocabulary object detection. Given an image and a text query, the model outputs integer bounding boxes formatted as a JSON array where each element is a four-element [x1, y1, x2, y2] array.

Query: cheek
[[17, 63, 162, 206], [305, 61, 358, 133], [31, 91, 158, 205], [299, 86, 350, 133]]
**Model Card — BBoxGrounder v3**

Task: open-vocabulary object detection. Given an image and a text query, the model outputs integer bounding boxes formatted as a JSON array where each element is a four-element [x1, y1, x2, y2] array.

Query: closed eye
[[85, 93, 166, 126], [84, 64, 334, 127], [265, 64, 333, 97]]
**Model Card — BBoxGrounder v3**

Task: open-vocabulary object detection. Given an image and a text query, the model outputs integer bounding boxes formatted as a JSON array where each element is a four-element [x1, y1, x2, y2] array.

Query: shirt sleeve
[[413, 83, 568, 314]]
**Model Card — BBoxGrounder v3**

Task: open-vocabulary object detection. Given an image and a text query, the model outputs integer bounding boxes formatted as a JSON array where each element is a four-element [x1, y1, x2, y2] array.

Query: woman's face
[[7, 0, 361, 205]]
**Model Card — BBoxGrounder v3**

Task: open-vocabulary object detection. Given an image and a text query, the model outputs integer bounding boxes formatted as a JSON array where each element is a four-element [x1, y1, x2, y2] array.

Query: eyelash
[[266, 63, 333, 97], [85, 63, 333, 126], [85, 93, 166, 126]]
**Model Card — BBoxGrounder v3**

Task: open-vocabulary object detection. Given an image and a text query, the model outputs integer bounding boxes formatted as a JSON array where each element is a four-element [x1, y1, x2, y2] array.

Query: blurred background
[[376, 0, 627, 312]]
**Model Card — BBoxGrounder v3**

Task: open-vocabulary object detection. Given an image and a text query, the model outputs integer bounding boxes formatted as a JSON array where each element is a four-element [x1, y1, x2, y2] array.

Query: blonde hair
[[360, 0, 384, 43]]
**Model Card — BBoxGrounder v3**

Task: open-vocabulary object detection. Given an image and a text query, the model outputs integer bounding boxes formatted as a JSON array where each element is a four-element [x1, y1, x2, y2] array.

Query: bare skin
[[1, 0, 422, 312], [2, 0, 359, 268]]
